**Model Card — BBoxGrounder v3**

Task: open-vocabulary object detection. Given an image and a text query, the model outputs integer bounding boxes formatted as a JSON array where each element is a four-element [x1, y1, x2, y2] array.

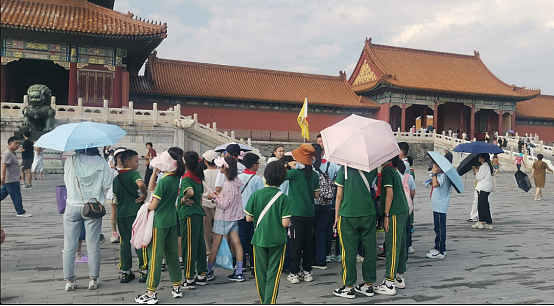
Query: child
[[245, 161, 291, 304], [108, 148, 126, 243], [286, 144, 320, 284], [201, 150, 220, 255], [332, 166, 378, 299], [374, 156, 409, 296], [31, 146, 44, 180], [238, 153, 265, 276], [113, 150, 148, 283], [206, 156, 245, 282], [426, 161, 451, 259], [405, 156, 416, 253], [178, 151, 209, 289], [135, 148, 184, 304], [396, 162, 416, 256]]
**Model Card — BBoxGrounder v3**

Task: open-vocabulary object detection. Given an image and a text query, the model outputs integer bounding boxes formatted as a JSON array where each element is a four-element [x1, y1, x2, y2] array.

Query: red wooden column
[[113, 66, 122, 107], [122, 69, 130, 107], [401, 103, 406, 132], [421, 105, 427, 129], [433, 101, 438, 130], [470, 104, 475, 140], [380, 102, 391, 124], [68, 62, 78, 106], [511, 111, 516, 132], [498, 110, 503, 134], [459, 104, 464, 135], [1, 65, 8, 102], [486, 110, 492, 134]]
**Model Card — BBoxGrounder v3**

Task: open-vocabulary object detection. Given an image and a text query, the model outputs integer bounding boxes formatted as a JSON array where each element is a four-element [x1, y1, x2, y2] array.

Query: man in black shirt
[[444, 149, 453, 163], [19, 131, 34, 189]]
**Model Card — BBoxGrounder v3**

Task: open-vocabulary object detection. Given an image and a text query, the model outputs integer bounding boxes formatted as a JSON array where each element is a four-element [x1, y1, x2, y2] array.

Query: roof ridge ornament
[[339, 71, 346, 79], [474, 50, 480, 57], [365, 37, 372, 45]]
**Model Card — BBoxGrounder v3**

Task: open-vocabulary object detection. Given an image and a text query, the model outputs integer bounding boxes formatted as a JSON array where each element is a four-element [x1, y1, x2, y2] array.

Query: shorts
[[213, 220, 238, 236], [21, 158, 33, 170], [493, 165, 499, 170]]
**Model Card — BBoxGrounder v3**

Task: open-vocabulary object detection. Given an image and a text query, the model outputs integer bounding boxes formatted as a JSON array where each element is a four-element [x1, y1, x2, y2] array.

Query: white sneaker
[[374, 282, 396, 295], [394, 278, 406, 289], [428, 249, 439, 255], [408, 246, 414, 254], [172, 286, 183, 298], [356, 254, 364, 262], [333, 286, 356, 299], [426, 252, 445, 259], [135, 292, 158, 304], [16, 212, 33, 217], [65, 280, 75, 291], [326, 255, 331, 263], [471, 222, 484, 229], [302, 270, 313, 282], [88, 279, 99, 290], [484, 224, 494, 230], [330, 255, 341, 262], [354, 283, 375, 297], [287, 273, 300, 284]]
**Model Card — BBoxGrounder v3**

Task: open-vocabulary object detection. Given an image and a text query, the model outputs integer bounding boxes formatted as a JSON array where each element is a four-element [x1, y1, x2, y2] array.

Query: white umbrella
[[320, 115, 400, 174]]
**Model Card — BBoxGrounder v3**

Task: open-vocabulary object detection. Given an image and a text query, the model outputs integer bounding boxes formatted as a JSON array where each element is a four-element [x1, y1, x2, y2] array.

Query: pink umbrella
[[320, 115, 400, 174]]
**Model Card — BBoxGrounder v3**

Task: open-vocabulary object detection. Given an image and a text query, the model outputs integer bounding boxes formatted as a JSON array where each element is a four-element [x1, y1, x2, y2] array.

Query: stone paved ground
[[1, 166, 553, 304]]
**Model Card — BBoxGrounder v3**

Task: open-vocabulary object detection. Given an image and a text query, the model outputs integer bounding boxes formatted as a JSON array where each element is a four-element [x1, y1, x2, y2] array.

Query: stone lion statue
[[20, 84, 56, 132]]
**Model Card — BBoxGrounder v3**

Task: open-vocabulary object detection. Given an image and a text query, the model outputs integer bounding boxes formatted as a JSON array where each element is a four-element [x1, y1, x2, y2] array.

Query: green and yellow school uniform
[[147, 172, 182, 291], [285, 169, 319, 217], [113, 169, 146, 272], [177, 173, 207, 280], [380, 165, 409, 281], [335, 166, 378, 287], [245, 187, 291, 305]]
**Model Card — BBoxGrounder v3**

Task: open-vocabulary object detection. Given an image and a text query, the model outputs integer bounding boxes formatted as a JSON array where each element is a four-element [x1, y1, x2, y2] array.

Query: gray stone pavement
[[1, 166, 553, 304]]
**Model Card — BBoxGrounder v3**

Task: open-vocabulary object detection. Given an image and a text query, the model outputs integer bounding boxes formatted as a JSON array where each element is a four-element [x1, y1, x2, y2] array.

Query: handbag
[[73, 156, 106, 219]]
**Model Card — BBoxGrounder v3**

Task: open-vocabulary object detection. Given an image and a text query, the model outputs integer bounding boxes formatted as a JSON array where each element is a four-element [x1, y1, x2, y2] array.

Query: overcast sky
[[115, 0, 554, 94]]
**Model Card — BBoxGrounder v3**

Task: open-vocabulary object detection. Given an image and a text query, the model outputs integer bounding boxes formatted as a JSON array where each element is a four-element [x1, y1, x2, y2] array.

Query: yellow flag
[[297, 97, 309, 140]]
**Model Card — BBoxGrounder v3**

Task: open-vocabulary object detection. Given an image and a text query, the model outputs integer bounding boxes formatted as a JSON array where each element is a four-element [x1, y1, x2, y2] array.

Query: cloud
[[115, 0, 554, 93]]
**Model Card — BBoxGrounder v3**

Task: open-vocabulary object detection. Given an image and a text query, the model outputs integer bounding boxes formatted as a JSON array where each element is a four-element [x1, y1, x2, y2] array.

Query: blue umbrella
[[453, 142, 504, 154], [427, 151, 464, 194], [34, 122, 127, 151], [508, 129, 515, 134]]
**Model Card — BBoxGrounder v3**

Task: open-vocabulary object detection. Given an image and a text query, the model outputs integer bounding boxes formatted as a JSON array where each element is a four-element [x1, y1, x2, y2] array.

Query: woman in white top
[[472, 154, 494, 230]]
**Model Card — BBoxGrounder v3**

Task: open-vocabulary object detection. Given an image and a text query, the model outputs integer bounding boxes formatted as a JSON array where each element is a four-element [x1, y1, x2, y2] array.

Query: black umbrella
[[457, 153, 480, 176], [514, 170, 531, 192]]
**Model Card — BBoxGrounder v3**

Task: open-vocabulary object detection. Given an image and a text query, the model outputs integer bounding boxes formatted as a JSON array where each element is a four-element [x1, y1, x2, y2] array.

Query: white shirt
[[475, 164, 492, 192], [215, 162, 245, 188]]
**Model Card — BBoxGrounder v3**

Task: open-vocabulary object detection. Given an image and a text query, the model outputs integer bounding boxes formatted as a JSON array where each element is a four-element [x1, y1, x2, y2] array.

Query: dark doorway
[[8, 59, 69, 105]]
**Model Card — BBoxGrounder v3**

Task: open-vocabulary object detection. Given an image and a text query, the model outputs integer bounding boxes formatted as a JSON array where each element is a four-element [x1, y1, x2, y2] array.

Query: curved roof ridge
[[153, 57, 346, 80], [474, 55, 541, 93], [370, 42, 478, 60]]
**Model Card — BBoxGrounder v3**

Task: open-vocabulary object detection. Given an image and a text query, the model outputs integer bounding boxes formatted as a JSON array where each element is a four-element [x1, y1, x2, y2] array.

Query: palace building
[[2, 0, 553, 143]]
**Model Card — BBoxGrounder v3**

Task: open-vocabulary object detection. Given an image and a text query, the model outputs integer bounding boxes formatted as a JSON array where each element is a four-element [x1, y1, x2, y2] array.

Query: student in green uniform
[[245, 161, 291, 304], [374, 156, 409, 296], [286, 144, 320, 284], [332, 166, 378, 299], [135, 148, 184, 304], [113, 150, 148, 283], [178, 151, 209, 289]]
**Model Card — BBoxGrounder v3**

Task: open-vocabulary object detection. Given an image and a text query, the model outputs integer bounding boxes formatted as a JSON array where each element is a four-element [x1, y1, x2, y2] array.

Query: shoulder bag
[[256, 191, 283, 230]]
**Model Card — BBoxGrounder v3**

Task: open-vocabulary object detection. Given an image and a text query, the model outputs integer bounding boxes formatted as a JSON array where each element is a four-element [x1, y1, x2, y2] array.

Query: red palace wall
[[516, 124, 554, 145], [135, 102, 377, 134]]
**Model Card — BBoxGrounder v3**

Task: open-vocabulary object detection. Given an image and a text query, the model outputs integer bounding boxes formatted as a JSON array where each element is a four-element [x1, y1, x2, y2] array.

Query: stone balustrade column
[[129, 101, 134, 123], [539, 141, 544, 154], [77, 98, 83, 119], [193, 113, 199, 130], [23, 95, 29, 108], [103, 99, 109, 123], [212, 122, 217, 138], [51, 96, 56, 109], [152, 103, 158, 125]]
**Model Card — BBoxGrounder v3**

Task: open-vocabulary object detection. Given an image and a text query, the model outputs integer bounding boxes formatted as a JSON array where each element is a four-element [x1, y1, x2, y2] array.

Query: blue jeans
[[63, 205, 102, 280], [238, 217, 254, 267], [314, 205, 332, 264], [433, 211, 447, 255], [1, 182, 25, 215]]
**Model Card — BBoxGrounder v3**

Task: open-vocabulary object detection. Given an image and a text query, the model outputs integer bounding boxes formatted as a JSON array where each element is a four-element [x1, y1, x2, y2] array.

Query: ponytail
[[168, 147, 185, 177], [225, 156, 238, 181], [184, 151, 205, 181]]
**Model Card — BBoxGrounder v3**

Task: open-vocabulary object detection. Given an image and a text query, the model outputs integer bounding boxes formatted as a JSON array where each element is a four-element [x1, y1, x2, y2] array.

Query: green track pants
[[180, 215, 207, 280], [384, 212, 408, 281], [117, 216, 147, 271], [337, 215, 377, 286], [146, 226, 182, 291], [253, 244, 286, 304]]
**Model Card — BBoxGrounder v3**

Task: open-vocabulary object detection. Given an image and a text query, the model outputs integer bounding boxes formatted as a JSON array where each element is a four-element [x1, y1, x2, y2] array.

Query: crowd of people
[[1, 132, 552, 304]]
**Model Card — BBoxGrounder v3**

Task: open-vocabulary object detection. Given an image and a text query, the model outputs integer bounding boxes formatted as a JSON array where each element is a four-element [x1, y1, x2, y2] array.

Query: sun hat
[[202, 150, 219, 163], [518, 153, 523, 157], [114, 148, 126, 156], [150, 151, 177, 172], [214, 156, 229, 168], [291, 144, 315, 165]]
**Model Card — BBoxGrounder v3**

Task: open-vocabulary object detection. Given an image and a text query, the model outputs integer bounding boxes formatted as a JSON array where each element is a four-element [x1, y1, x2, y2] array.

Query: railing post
[[174, 104, 181, 119], [248, 138, 252, 147], [212, 122, 217, 138], [23, 95, 29, 108], [129, 101, 135, 124], [152, 103, 159, 126], [193, 113, 199, 130], [103, 99, 109, 123], [77, 98, 83, 119], [51, 96, 56, 109], [231, 131, 236, 142], [539, 140, 544, 154]]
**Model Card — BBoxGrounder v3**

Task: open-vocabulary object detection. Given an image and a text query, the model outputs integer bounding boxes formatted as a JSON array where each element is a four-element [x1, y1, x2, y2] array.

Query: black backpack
[[316, 163, 337, 206]]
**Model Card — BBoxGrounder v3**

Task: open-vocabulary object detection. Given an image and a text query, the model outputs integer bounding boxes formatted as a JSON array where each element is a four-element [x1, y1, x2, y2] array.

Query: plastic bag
[[215, 238, 234, 270]]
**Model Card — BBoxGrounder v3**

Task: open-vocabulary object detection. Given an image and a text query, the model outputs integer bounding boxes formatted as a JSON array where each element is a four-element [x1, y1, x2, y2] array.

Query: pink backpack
[[401, 173, 414, 214]]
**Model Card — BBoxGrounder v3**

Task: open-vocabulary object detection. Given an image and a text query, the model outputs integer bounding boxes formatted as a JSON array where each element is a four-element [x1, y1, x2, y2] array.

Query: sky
[[115, 0, 554, 94]]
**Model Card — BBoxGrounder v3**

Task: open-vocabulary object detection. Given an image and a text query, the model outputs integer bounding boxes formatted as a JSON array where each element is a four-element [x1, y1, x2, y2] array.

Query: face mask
[[295, 163, 305, 170]]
